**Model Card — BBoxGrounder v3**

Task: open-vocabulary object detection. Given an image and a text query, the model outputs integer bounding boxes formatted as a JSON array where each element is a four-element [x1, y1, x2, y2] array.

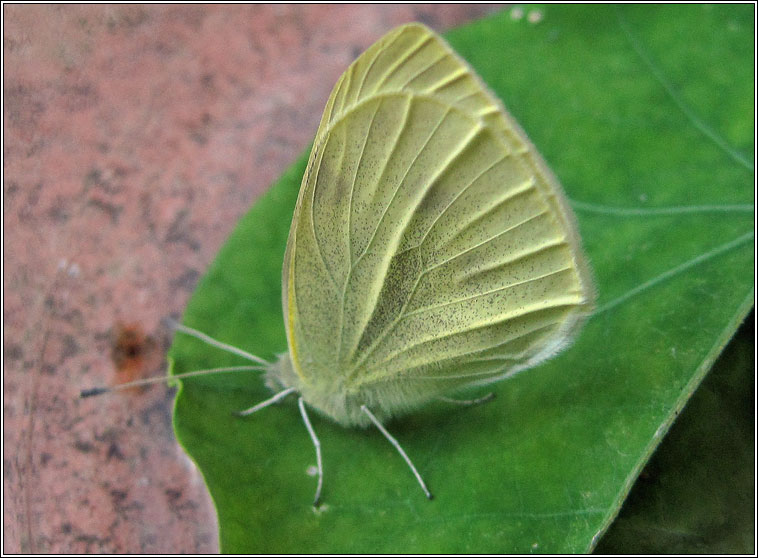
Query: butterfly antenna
[[79, 365, 265, 398], [164, 317, 271, 366], [360, 405, 433, 500]]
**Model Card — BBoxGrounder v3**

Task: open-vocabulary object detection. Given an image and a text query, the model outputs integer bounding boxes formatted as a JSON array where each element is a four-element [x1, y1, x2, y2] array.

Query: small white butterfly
[[84, 23, 594, 507]]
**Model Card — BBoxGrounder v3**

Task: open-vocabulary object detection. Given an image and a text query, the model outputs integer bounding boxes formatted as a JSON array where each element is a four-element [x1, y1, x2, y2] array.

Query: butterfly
[[84, 22, 594, 507]]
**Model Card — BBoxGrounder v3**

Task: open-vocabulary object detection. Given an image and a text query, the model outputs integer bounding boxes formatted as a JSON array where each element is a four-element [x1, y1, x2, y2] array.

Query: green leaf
[[595, 313, 755, 554], [168, 4, 754, 553]]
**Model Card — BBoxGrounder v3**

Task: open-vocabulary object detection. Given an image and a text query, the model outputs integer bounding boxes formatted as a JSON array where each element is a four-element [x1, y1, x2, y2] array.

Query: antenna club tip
[[80, 387, 109, 398], [161, 316, 180, 329]]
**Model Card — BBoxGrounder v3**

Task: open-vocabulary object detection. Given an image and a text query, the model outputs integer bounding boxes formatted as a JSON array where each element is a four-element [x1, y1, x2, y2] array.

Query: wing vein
[[452, 90, 482, 105], [368, 297, 581, 373], [356, 319, 567, 387], [400, 51, 449, 89], [346, 122, 488, 372], [404, 266, 577, 319], [374, 34, 434, 94], [336, 98, 384, 361], [348, 255, 572, 373], [348, 99, 384, 267], [337, 95, 413, 363], [355, 27, 405, 101], [411, 153, 510, 251], [427, 207, 549, 274], [308, 130, 344, 294], [342, 107, 451, 364], [428, 67, 468, 93], [350, 106, 450, 271]]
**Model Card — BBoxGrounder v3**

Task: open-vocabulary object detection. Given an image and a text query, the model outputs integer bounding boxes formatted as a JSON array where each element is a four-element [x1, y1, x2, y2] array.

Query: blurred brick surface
[[3, 4, 504, 553]]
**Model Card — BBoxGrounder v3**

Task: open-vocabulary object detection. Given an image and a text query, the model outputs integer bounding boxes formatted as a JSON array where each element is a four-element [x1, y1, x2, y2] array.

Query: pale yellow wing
[[280, 23, 594, 424]]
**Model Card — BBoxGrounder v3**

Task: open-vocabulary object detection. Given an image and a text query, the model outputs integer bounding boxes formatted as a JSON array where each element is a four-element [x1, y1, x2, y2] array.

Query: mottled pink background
[[3, 4, 505, 553]]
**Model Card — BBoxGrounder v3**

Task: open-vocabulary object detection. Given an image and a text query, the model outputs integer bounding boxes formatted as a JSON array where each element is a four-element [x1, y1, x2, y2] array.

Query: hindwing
[[282, 23, 594, 404]]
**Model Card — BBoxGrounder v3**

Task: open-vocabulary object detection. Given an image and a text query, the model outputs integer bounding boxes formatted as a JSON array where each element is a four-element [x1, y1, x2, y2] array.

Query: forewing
[[283, 24, 594, 396]]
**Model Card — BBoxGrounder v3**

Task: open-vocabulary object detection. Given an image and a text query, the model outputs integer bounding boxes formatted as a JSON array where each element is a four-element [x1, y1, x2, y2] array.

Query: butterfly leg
[[234, 386, 296, 416], [360, 405, 433, 500], [298, 397, 323, 507], [436, 392, 495, 406]]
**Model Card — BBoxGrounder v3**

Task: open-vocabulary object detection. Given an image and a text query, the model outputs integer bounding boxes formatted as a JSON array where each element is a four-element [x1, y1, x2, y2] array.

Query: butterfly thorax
[[265, 352, 430, 428]]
